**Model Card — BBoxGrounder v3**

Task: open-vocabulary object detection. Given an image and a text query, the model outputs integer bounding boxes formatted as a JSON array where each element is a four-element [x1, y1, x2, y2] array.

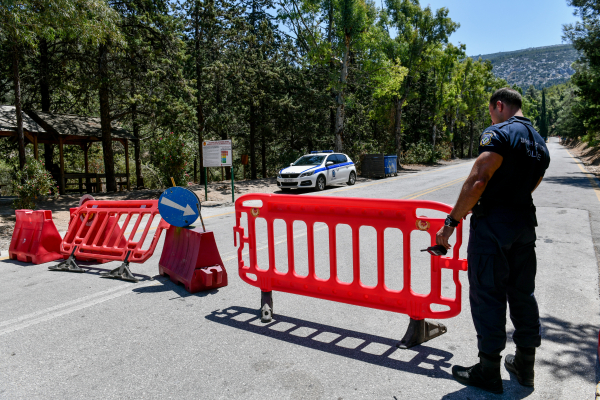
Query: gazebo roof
[[0, 105, 136, 144], [0, 105, 46, 134], [26, 110, 136, 142]]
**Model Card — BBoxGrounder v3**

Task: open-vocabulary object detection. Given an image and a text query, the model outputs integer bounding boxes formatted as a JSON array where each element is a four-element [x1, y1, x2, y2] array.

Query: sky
[[418, 0, 581, 56]]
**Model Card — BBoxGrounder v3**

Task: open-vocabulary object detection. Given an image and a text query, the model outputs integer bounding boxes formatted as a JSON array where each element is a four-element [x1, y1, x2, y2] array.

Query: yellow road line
[[567, 150, 600, 203], [401, 176, 467, 200], [313, 162, 469, 196]]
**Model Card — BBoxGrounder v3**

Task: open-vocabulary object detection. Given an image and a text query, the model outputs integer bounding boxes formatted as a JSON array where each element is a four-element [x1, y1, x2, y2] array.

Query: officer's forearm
[[450, 152, 503, 220], [450, 176, 488, 220]]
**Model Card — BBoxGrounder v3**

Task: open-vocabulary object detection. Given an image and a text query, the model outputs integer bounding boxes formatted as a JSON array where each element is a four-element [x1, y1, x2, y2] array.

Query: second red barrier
[[50, 200, 168, 281], [233, 193, 468, 348]]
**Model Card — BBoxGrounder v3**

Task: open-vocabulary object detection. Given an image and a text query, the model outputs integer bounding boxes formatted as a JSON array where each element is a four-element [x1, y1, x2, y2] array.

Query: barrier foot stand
[[49, 247, 84, 273], [100, 252, 139, 283], [396, 318, 447, 349], [260, 291, 273, 323]]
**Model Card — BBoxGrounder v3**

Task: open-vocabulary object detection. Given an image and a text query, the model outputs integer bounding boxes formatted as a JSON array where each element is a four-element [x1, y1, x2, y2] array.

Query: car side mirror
[[326, 161, 334, 166], [290, 163, 293, 166]]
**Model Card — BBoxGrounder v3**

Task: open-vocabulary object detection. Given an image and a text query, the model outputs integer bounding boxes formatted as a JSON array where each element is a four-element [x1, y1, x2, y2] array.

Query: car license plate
[[283, 179, 295, 183]]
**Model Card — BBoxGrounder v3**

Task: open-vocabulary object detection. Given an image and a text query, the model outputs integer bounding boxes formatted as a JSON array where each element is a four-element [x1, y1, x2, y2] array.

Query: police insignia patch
[[480, 132, 493, 146]]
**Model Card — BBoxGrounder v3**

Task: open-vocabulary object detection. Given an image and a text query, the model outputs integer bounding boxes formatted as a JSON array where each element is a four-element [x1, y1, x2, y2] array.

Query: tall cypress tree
[[540, 88, 548, 139]]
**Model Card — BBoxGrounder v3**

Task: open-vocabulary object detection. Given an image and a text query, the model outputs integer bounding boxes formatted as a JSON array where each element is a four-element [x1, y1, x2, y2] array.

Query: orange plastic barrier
[[9, 210, 63, 264], [158, 226, 227, 293], [50, 200, 169, 281], [233, 193, 468, 348]]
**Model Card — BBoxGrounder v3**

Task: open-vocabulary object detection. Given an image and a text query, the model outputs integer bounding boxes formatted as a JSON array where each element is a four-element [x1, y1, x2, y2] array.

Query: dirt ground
[[0, 160, 461, 250], [562, 138, 600, 178]]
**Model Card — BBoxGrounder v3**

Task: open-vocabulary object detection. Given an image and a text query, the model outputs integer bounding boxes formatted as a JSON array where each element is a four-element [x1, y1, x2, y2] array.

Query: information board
[[158, 187, 201, 228], [202, 140, 232, 167]]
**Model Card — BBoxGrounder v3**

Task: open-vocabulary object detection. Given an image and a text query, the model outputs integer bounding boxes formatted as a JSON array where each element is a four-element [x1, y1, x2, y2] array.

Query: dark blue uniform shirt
[[478, 116, 550, 208]]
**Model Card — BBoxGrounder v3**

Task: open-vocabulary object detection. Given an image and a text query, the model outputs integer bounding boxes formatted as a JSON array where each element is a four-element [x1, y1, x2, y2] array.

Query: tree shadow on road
[[205, 305, 454, 379], [537, 315, 598, 382], [442, 314, 598, 400], [541, 175, 594, 189], [441, 381, 534, 400]]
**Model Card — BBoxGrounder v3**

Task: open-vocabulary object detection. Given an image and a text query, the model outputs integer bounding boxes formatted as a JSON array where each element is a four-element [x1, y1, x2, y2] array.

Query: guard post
[[202, 140, 235, 203]]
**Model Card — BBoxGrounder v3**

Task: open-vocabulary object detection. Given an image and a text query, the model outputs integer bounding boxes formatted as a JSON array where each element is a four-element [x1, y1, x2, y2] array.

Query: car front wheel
[[347, 171, 356, 186], [315, 175, 326, 191]]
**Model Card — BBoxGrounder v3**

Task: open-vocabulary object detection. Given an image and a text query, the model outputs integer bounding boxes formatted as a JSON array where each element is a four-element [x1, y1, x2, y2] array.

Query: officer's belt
[[472, 199, 535, 218]]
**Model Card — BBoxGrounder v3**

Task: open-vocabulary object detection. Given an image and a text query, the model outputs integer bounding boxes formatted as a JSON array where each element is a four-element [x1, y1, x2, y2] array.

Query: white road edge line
[[0, 280, 161, 336]]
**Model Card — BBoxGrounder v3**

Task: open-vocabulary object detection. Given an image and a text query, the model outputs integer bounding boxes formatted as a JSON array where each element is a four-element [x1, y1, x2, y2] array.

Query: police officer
[[436, 88, 550, 394]]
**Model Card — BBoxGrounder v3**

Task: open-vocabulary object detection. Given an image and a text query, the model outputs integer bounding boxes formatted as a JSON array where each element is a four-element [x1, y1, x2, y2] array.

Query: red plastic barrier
[[233, 194, 468, 322], [60, 200, 168, 263], [9, 210, 63, 264], [65, 207, 127, 263], [159, 226, 227, 293]]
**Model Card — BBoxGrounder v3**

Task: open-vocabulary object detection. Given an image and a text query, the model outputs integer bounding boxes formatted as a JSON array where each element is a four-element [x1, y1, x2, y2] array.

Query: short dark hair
[[489, 87, 522, 109]]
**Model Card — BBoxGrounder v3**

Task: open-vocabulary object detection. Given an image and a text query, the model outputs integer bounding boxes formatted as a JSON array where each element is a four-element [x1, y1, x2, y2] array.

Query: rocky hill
[[473, 44, 579, 89]]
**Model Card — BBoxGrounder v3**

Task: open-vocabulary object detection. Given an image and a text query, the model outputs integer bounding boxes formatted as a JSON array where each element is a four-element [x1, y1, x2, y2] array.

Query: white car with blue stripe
[[277, 151, 357, 191]]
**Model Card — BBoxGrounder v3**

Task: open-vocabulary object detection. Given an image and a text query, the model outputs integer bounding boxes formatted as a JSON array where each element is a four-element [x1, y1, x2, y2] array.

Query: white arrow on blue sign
[[158, 187, 201, 227]]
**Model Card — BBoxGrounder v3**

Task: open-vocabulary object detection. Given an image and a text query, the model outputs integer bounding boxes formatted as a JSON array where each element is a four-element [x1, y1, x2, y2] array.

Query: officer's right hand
[[436, 226, 455, 250]]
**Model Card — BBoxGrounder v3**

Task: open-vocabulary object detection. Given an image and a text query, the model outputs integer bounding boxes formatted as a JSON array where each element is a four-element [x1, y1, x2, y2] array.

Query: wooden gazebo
[[0, 105, 137, 194]]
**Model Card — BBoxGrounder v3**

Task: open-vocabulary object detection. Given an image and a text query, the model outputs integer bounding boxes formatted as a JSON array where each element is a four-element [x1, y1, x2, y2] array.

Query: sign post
[[202, 140, 234, 203]]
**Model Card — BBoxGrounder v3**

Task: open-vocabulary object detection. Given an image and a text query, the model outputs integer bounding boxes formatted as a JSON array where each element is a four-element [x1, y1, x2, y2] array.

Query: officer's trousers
[[467, 209, 542, 355]]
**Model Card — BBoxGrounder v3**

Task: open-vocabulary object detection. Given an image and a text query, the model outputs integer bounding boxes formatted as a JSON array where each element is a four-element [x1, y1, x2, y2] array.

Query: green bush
[[435, 142, 452, 161], [582, 133, 599, 147], [402, 141, 441, 164], [12, 159, 58, 210], [0, 160, 13, 196], [154, 132, 193, 187]]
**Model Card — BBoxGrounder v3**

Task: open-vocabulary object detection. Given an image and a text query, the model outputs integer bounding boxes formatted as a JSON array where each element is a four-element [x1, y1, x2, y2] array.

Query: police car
[[277, 150, 357, 192]]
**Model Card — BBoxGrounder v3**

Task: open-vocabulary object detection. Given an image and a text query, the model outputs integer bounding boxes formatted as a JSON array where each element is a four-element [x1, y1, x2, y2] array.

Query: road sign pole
[[204, 167, 208, 201], [231, 164, 235, 204]]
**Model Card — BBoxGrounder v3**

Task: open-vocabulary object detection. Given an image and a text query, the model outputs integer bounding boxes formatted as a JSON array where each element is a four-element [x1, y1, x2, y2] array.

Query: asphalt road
[[0, 138, 598, 399]]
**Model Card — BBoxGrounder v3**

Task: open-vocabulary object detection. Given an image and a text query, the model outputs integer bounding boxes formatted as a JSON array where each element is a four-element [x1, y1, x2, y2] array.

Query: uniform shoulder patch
[[480, 132, 495, 146]]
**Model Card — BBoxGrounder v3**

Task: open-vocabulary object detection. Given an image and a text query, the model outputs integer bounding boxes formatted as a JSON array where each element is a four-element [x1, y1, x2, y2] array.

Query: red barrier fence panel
[[64, 207, 127, 264], [159, 226, 227, 293], [60, 200, 168, 263], [51, 200, 169, 281], [9, 210, 63, 264], [233, 193, 468, 347]]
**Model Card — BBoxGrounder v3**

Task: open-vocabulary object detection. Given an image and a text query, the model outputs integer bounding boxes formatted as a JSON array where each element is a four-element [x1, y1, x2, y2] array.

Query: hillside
[[473, 44, 579, 89]]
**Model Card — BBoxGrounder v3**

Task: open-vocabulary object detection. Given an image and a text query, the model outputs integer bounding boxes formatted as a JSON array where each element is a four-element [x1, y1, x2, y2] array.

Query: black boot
[[452, 353, 503, 394], [505, 347, 535, 387]]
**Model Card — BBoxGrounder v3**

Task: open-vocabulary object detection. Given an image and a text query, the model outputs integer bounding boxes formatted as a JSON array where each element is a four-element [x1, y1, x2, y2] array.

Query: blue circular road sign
[[158, 187, 201, 227]]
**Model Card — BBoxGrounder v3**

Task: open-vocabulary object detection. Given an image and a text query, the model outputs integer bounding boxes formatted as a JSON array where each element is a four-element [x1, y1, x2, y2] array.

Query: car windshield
[[293, 155, 325, 166]]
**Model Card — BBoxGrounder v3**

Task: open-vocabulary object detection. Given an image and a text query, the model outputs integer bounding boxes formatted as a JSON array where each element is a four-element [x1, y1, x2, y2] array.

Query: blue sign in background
[[158, 187, 201, 227]]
